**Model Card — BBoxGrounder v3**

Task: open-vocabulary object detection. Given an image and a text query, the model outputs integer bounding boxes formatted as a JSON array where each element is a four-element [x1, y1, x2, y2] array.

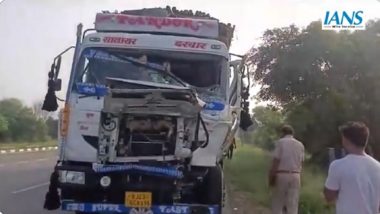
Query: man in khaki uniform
[[268, 125, 305, 214]]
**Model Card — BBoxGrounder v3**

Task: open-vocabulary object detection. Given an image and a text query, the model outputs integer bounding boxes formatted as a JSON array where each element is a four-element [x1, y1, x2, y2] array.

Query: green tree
[[0, 114, 8, 139], [46, 117, 59, 139], [248, 20, 380, 161], [0, 98, 48, 142], [251, 106, 284, 150]]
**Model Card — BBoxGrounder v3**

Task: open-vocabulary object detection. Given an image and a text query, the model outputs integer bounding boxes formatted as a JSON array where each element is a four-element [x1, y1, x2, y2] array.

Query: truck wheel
[[203, 166, 223, 205]]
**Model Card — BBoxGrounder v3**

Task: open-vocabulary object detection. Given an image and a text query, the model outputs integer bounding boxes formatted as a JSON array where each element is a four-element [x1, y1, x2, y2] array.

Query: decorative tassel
[[43, 170, 61, 210], [42, 79, 58, 112], [239, 110, 253, 131]]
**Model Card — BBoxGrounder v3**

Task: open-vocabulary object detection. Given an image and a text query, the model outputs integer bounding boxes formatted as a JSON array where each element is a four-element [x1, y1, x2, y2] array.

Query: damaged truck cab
[[43, 8, 251, 214]]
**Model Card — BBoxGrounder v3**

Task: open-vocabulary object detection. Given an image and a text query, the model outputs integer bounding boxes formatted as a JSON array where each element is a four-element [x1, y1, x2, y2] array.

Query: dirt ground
[[226, 183, 271, 214]]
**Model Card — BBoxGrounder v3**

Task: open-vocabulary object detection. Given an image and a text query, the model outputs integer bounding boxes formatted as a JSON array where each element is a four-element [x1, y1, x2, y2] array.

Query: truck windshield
[[74, 47, 228, 96], [75, 48, 184, 87]]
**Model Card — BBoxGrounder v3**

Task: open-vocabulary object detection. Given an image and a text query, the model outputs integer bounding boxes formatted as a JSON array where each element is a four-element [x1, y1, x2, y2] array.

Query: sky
[[0, 0, 379, 106]]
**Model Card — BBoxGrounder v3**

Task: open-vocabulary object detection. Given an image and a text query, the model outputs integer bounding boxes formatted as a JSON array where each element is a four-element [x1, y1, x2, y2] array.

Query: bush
[[299, 164, 334, 214], [225, 144, 334, 214], [225, 145, 271, 206]]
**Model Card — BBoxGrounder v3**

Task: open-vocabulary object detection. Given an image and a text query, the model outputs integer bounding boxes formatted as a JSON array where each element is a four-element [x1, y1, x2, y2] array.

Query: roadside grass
[[0, 141, 57, 150], [225, 144, 334, 214]]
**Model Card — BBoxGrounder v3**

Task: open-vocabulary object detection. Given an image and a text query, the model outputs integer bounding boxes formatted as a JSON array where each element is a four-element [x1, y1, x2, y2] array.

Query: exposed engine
[[117, 115, 177, 157], [97, 87, 204, 163]]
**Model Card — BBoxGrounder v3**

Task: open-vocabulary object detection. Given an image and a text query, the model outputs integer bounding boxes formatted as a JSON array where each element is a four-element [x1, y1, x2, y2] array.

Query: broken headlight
[[59, 170, 85, 185]]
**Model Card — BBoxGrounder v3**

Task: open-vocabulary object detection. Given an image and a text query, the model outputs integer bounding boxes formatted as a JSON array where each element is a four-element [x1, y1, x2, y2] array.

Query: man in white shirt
[[324, 121, 380, 214], [269, 125, 305, 214]]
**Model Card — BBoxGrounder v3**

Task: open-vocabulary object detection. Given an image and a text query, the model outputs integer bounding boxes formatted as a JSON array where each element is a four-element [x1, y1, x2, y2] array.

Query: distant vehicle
[[42, 7, 252, 214]]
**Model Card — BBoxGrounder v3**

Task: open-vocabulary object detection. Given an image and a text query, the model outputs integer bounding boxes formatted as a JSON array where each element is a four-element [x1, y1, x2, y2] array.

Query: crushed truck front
[[44, 9, 243, 214]]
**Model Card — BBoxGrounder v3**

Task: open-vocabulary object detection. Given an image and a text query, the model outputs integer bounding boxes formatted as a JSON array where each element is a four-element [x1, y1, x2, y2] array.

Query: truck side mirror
[[55, 79, 62, 91], [42, 46, 74, 112]]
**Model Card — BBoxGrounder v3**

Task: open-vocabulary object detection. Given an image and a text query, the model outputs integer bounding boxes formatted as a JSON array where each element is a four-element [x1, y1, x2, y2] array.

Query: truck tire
[[202, 165, 223, 205]]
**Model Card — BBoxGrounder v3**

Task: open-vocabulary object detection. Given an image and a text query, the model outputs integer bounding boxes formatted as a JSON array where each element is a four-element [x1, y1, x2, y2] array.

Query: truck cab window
[[170, 61, 221, 88]]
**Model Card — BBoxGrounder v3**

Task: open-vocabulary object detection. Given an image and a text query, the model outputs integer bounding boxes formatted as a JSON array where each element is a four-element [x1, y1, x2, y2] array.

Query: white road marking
[[35, 158, 48, 162], [0, 146, 58, 155], [11, 182, 50, 194]]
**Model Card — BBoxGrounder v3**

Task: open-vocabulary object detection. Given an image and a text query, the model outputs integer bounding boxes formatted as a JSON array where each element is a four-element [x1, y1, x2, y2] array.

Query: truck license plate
[[125, 192, 152, 208]]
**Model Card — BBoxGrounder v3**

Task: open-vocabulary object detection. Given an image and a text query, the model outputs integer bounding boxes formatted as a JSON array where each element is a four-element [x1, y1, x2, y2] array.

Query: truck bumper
[[62, 200, 220, 214]]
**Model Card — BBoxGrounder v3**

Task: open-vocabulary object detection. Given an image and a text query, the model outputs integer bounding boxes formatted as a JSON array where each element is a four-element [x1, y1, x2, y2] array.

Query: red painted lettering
[[127, 17, 137, 25], [136, 16, 145, 25], [191, 21, 201, 31], [172, 19, 181, 27], [97, 14, 216, 32], [103, 37, 137, 45], [116, 15, 129, 24], [161, 18, 171, 26], [183, 19, 194, 30], [197, 43, 207, 49], [128, 38, 137, 45], [174, 41, 207, 49], [146, 17, 158, 28], [185, 42, 192, 48], [146, 17, 159, 29], [175, 41, 183, 47]]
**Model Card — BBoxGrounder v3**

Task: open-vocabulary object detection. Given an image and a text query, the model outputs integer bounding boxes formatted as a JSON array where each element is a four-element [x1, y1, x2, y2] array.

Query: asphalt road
[[0, 151, 232, 214], [0, 151, 70, 214]]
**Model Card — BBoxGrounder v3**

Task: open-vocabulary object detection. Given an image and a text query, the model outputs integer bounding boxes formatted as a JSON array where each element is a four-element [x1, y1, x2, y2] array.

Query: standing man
[[269, 125, 305, 214], [324, 121, 380, 214]]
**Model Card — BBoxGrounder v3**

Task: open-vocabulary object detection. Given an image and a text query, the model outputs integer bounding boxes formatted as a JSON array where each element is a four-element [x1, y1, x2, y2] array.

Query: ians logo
[[322, 10, 365, 30]]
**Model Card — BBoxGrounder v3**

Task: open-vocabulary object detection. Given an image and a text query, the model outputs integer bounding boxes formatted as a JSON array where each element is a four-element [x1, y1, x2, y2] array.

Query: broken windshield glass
[[75, 48, 184, 87], [74, 47, 227, 98]]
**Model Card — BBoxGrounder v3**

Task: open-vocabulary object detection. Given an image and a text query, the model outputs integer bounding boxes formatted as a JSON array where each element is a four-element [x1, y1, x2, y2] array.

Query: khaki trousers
[[271, 173, 301, 214]]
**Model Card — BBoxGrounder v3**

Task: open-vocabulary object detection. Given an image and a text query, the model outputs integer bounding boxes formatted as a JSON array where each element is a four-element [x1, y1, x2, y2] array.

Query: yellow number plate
[[125, 192, 152, 208]]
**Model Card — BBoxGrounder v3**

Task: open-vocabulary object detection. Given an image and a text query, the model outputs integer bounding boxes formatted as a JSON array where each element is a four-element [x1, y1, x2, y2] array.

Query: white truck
[[42, 7, 252, 214]]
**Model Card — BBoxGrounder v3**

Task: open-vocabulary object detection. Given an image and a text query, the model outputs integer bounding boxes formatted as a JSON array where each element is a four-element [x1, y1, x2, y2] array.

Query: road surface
[[0, 151, 70, 214], [0, 151, 233, 214]]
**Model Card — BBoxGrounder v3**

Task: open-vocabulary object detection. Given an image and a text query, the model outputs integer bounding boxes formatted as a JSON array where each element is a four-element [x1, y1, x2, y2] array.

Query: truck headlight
[[59, 170, 85, 185]]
